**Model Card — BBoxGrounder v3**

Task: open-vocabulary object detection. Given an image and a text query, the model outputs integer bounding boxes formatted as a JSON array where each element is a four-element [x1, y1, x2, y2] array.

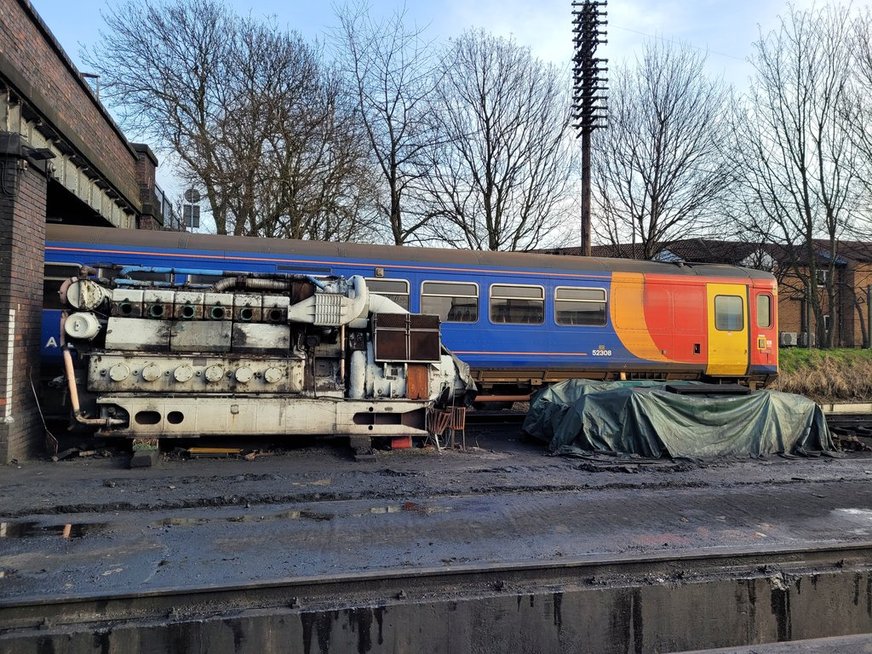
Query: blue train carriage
[[43, 225, 779, 417]]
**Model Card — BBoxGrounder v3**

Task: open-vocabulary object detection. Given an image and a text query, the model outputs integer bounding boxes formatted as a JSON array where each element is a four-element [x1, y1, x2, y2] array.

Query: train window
[[715, 295, 744, 331], [490, 284, 544, 324], [128, 271, 173, 282], [43, 263, 81, 310], [187, 273, 225, 285], [97, 268, 173, 283], [421, 282, 478, 322], [555, 287, 607, 326], [366, 278, 410, 310], [756, 295, 772, 328]]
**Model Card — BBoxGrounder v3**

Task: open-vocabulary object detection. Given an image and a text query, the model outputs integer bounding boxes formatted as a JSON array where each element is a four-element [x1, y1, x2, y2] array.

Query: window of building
[[366, 278, 410, 310], [490, 284, 544, 324], [756, 294, 772, 328], [555, 287, 607, 326], [43, 263, 81, 310], [421, 281, 478, 322], [715, 295, 744, 331]]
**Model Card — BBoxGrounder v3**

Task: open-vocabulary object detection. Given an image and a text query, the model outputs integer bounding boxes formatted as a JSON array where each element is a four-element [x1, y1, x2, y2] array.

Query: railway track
[[821, 403, 872, 441], [3, 541, 872, 653]]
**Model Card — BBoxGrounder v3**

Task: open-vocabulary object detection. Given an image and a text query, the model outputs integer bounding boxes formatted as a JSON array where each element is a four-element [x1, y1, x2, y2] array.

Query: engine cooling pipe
[[211, 277, 289, 292], [368, 294, 408, 315], [210, 274, 324, 293], [62, 348, 125, 427], [286, 275, 370, 326]]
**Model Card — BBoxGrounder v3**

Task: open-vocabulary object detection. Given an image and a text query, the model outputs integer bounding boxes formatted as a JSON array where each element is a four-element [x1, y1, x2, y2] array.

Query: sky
[[29, 0, 822, 208], [32, 0, 823, 85]]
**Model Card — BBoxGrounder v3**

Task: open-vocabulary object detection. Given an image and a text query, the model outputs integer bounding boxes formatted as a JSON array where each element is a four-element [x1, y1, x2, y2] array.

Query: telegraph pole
[[572, 1, 608, 256]]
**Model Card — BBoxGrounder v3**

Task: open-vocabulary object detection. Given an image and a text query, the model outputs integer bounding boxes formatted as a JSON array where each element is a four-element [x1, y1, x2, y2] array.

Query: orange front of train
[[611, 271, 778, 385]]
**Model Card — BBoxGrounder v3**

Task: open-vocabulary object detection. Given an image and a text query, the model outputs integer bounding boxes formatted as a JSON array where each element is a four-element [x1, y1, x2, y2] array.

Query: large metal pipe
[[62, 348, 124, 427], [210, 276, 320, 294]]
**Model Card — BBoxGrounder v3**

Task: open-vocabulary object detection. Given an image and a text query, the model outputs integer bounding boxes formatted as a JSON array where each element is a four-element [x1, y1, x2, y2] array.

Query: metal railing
[[154, 184, 184, 231]]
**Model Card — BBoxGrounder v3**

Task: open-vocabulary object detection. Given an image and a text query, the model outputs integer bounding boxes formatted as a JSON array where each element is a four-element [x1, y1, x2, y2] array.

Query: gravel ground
[[3, 427, 872, 601]]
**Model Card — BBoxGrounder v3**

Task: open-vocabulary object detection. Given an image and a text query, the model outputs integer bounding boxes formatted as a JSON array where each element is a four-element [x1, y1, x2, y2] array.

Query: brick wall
[[132, 143, 161, 230], [776, 266, 871, 348], [0, 0, 140, 209], [850, 265, 872, 347], [0, 149, 47, 462], [778, 296, 803, 336]]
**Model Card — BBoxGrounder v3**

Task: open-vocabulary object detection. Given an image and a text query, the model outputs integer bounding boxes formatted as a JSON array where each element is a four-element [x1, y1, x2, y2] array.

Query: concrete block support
[[0, 132, 48, 462]]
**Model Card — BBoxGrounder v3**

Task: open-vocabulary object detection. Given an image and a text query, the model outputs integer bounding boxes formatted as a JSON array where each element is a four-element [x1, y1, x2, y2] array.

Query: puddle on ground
[[354, 502, 452, 517], [834, 508, 872, 520], [153, 503, 450, 527], [153, 509, 334, 529], [0, 521, 105, 539], [1, 503, 450, 539]]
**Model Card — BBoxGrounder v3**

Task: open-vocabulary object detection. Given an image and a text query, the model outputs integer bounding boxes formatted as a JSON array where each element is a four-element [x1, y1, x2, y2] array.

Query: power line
[[612, 24, 746, 62]]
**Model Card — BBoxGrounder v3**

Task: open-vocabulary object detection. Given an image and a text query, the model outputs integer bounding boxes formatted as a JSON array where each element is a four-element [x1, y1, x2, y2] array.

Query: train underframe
[[471, 367, 776, 406]]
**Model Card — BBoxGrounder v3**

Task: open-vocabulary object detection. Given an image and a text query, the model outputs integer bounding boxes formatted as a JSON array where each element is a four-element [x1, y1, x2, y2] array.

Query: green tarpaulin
[[523, 380, 834, 459]]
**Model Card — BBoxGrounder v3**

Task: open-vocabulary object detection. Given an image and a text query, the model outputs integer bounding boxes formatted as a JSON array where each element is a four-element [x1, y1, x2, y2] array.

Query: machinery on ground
[[56, 266, 472, 448]]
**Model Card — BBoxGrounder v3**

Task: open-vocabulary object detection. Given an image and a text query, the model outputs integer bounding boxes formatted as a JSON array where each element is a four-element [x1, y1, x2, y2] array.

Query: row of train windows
[[43, 264, 771, 330], [357, 281, 773, 331], [368, 280, 607, 326]]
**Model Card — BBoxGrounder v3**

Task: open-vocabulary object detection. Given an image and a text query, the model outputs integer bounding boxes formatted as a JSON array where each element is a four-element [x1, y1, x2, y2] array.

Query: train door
[[749, 286, 778, 371], [705, 283, 749, 376]]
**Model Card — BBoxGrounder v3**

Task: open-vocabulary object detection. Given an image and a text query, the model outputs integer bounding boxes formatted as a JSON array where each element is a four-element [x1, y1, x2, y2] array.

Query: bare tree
[[334, 2, 441, 244], [591, 40, 732, 260], [848, 8, 872, 221], [730, 4, 861, 348], [422, 30, 576, 251], [88, 0, 373, 240], [256, 68, 380, 242]]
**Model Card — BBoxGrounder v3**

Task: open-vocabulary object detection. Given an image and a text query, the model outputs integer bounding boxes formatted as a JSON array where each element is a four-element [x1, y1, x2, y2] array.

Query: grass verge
[[773, 348, 872, 403]]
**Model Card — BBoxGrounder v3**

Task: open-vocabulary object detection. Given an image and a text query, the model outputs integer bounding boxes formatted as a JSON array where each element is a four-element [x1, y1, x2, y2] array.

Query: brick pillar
[[132, 143, 161, 230], [0, 133, 49, 462]]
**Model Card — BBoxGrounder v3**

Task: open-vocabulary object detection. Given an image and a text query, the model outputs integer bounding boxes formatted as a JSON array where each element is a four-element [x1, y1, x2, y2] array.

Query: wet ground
[[3, 427, 872, 602]]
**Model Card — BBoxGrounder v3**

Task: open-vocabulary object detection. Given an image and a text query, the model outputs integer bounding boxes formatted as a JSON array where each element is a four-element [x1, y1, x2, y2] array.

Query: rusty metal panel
[[143, 289, 174, 320], [374, 328, 407, 361], [104, 317, 170, 351], [262, 295, 290, 323], [234, 294, 263, 322], [203, 293, 234, 320], [174, 291, 204, 320], [110, 288, 143, 317], [373, 314, 441, 362], [410, 330, 439, 362], [406, 364, 429, 400], [170, 321, 232, 353], [231, 323, 290, 353]]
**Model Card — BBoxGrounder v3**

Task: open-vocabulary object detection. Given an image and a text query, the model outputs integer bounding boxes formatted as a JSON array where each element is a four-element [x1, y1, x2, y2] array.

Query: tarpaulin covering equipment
[[523, 380, 833, 459]]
